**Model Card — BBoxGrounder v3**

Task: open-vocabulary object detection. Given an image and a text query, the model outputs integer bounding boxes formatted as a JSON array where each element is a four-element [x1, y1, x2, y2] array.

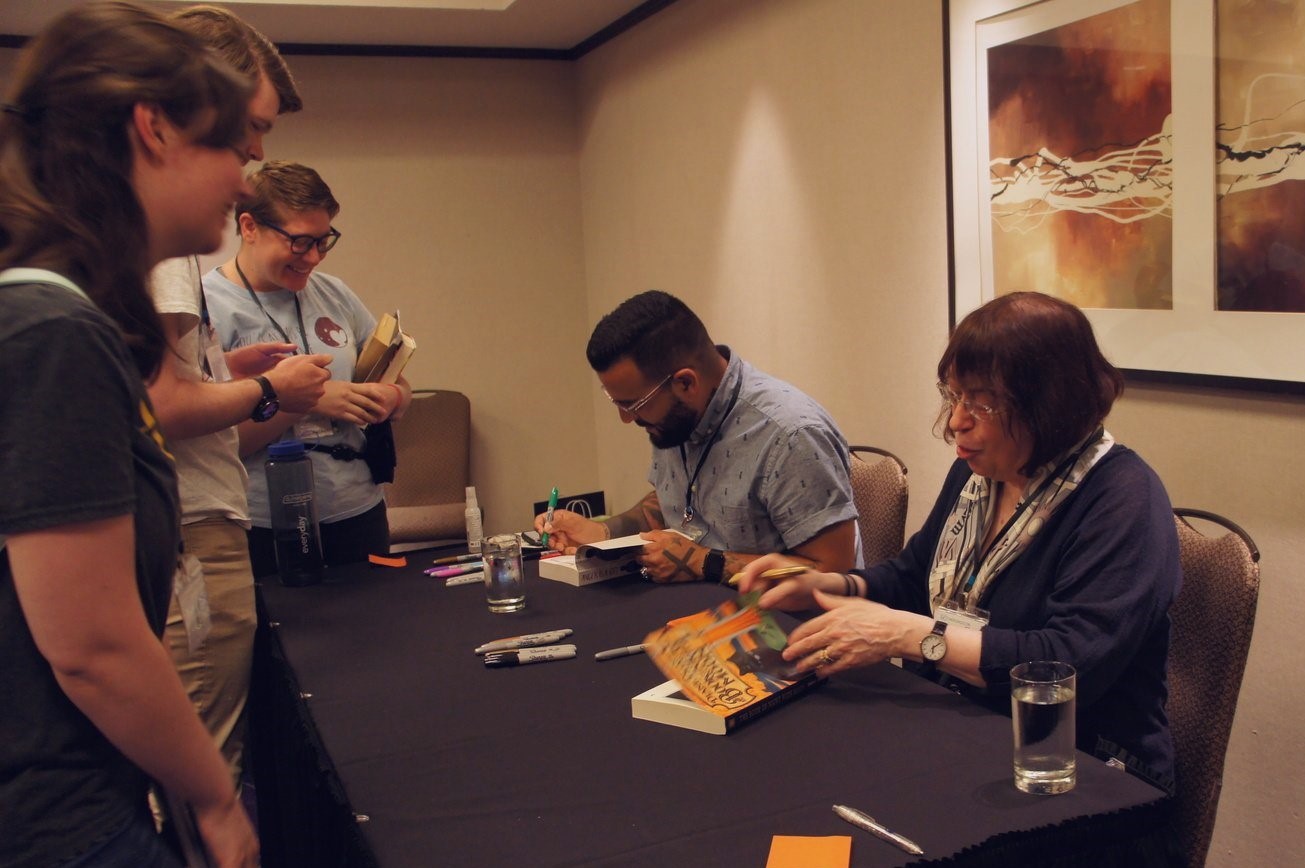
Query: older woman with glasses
[[738, 291, 1181, 792], [203, 161, 411, 577]]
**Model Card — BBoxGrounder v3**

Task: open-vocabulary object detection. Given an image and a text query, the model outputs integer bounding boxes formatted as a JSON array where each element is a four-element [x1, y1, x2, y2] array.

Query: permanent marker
[[594, 644, 647, 661], [474, 628, 574, 655], [832, 805, 924, 856], [427, 563, 483, 578], [541, 486, 559, 547], [484, 644, 577, 668], [431, 552, 483, 566]]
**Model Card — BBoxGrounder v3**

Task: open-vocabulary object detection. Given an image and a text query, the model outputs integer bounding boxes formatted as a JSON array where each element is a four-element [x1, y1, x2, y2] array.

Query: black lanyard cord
[[678, 376, 743, 526], [233, 257, 310, 354]]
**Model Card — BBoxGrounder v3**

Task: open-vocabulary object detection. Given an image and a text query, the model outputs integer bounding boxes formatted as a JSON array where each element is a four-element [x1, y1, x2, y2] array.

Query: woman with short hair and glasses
[[738, 291, 1181, 792], [203, 161, 411, 577]]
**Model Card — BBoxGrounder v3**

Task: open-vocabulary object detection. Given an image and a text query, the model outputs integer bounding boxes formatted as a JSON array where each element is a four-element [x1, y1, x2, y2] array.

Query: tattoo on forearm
[[605, 491, 664, 538], [666, 548, 697, 582]]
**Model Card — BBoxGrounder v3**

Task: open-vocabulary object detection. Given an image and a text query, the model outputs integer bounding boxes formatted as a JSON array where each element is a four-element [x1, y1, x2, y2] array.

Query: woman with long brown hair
[[0, 3, 259, 865]]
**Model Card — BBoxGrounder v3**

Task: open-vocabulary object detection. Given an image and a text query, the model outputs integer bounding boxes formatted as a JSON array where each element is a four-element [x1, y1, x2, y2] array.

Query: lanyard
[[954, 427, 1103, 603], [233, 257, 311, 354], [677, 376, 743, 527]]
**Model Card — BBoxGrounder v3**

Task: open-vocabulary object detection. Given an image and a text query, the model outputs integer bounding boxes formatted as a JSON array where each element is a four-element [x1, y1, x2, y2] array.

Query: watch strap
[[703, 549, 726, 584]]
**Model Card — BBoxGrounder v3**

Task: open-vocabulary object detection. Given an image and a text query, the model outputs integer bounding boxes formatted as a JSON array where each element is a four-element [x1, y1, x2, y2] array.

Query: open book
[[354, 310, 416, 384], [633, 592, 820, 734], [537, 531, 688, 587]]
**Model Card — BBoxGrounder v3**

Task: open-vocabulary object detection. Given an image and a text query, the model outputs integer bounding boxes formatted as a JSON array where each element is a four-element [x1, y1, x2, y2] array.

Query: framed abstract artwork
[[947, 0, 1305, 392]]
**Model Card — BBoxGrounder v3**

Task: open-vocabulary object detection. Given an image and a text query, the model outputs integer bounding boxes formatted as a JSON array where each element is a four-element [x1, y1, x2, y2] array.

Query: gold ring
[[817, 647, 834, 666]]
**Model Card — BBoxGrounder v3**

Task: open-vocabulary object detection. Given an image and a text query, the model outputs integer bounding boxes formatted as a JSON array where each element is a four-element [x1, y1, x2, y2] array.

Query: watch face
[[921, 633, 947, 662], [253, 398, 280, 422]]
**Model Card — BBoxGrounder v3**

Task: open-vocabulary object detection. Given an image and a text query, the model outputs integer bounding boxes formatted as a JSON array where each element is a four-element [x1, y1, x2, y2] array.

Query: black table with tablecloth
[[249, 556, 1173, 867]]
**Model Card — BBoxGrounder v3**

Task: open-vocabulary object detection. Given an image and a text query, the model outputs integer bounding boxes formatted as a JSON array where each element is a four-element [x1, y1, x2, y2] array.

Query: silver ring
[[640, 567, 652, 580], [817, 647, 834, 666]]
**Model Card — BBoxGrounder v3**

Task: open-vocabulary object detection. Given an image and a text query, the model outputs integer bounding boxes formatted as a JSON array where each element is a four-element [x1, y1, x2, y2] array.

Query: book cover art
[[636, 592, 819, 733]]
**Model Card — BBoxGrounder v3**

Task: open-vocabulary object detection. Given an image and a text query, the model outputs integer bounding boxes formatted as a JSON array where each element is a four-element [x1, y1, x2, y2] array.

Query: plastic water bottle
[[265, 439, 324, 586], [464, 485, 483, 554]]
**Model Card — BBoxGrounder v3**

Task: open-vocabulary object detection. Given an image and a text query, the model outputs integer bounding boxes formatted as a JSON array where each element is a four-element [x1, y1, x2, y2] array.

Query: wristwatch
[[703, 549, 726, 584], [250, 375, 280, 423], [920, 620, 948, 662]]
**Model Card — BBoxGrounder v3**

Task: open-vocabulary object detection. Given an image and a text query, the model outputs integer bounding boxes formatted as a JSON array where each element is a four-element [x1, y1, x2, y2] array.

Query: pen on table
[[593, 643, 647, 661], [431, 552, 483, 566], [484, 644, 576, 668], [541, 486, 559, 547], [726, 564, 810, 588], [427, 563, 482, 578], [832, 804, 924, 857], [474, 628, 574, 655]]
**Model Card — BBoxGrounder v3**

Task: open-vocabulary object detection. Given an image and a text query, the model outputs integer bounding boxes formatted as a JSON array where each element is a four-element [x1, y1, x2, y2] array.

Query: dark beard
[[641, 397, 699, 449]]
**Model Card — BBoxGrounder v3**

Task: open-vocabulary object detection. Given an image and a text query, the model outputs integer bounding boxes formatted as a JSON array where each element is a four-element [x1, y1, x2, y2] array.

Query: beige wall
[[230, 55, 599, 534], [5, 0, 1302, 861], [574, 1, 1305, 865]]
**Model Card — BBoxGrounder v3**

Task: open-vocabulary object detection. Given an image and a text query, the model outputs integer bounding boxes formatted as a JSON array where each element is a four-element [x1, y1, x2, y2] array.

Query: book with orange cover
[[633, 591, 820, 734]]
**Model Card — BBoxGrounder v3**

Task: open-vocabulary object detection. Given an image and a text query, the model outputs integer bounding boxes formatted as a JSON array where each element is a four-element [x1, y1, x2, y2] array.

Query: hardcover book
[[354, 310, 416, 384], [633, 592, 820, 734]]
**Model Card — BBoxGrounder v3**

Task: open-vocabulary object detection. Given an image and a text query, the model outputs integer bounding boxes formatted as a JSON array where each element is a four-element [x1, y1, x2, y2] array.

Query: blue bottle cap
[[267, 439, 307, 458]]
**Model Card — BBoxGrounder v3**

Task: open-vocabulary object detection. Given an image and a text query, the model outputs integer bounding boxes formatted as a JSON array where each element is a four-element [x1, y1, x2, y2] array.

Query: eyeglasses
[[256, 218, 341, 256], [603, 374, 672, 417], [937, 383, 1003, 421]]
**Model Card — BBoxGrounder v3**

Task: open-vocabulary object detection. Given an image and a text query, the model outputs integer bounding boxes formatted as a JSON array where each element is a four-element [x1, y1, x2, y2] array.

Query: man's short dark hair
[[586, 290, 715, 377], [937, 291, 1124, 475]]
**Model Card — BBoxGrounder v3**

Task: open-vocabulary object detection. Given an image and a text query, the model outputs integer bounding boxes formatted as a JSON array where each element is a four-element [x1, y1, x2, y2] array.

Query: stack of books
[[354, 310, 416, 384]]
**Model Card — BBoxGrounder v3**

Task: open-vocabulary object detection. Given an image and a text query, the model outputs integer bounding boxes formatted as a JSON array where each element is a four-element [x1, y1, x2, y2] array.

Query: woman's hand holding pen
[[735, 553, 847, 611], [534, 509, 604, 554]]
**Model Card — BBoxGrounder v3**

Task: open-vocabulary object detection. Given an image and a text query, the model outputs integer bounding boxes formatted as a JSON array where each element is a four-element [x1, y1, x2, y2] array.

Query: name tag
[[934, 597, 989, 631]]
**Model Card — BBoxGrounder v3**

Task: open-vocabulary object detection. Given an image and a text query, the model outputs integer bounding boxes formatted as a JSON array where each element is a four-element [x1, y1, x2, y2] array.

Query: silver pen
[[832, 804, 924, 856], [474, 628, 573, 655]]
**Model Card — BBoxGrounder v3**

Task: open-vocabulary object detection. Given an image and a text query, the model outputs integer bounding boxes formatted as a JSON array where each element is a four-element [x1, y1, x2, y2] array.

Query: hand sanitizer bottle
[[464, 485, 483, 553]]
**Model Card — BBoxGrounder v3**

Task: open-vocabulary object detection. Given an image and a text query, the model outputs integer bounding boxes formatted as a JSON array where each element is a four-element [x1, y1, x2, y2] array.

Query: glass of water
[[1010, 661, 1076, 795], [483, 533, 525, 613]]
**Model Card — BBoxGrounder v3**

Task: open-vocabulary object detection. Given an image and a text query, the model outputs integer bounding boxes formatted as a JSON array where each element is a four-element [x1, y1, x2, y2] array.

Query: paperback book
[[537, 531, 687, 587], [354, 310, 416, 384], [633, 591, 820, 734]]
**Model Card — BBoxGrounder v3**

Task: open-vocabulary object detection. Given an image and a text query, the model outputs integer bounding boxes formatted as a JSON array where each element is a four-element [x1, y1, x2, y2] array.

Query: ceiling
[[0, 0, 675, 56]]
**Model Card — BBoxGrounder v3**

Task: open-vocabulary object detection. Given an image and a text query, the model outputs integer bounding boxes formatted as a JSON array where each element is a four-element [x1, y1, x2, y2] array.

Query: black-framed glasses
[[256, 218, 341, 256], [603, 374, 672, 417], [937, 382, 1003, 421]]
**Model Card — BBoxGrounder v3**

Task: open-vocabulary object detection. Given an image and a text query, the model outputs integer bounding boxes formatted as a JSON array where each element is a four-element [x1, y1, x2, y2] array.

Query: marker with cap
[[541, 486, 559, 547], [594, 643, 647, 661], [474, 628, 573, 655], [484, 644, 577, 668]]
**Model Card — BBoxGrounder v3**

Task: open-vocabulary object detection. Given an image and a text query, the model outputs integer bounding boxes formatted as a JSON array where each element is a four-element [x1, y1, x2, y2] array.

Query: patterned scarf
[[927, 428, 1115, 614]]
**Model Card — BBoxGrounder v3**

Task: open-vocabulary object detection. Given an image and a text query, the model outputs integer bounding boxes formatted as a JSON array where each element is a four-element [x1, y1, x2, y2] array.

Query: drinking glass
[[1010, 661, 1076, 795], [483, 533, 525, 613]]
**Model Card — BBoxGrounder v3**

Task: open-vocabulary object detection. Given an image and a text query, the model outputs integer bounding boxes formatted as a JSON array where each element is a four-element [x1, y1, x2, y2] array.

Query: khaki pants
[[164, 518, 256, 783]]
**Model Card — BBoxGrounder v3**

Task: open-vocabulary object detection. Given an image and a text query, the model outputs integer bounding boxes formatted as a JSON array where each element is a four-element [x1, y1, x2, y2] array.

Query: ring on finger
[[817, 647, 835, 666]]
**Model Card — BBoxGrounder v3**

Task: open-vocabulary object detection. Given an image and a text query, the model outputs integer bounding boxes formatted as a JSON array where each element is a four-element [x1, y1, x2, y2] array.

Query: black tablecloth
[[250, 556, 1173, 867]]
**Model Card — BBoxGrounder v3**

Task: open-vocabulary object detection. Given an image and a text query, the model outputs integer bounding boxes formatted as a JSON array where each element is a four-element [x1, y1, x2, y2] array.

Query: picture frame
[[946, 0, 1305, 394]]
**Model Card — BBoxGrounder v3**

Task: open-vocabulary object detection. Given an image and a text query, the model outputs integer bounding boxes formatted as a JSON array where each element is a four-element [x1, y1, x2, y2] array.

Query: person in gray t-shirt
[[536, 291, 859, 583]]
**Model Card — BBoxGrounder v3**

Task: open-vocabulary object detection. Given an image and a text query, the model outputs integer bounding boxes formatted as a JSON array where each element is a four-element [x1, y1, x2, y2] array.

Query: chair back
[[847, 445, 908, 566], [386, 389, 471, 548], [1168, 508, 1260, 868]]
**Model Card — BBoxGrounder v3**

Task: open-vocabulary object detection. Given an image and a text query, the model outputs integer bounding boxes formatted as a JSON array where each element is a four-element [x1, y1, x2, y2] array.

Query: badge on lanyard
[[934, 597, 990, 631]]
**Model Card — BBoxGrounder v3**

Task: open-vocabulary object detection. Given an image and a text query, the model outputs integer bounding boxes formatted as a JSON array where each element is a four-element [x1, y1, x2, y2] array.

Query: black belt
[[303, 443, 364, 462]]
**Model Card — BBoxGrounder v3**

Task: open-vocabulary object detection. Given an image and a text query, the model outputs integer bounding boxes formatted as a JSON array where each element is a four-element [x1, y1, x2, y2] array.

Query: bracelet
[[842, 573, 855, 597]]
